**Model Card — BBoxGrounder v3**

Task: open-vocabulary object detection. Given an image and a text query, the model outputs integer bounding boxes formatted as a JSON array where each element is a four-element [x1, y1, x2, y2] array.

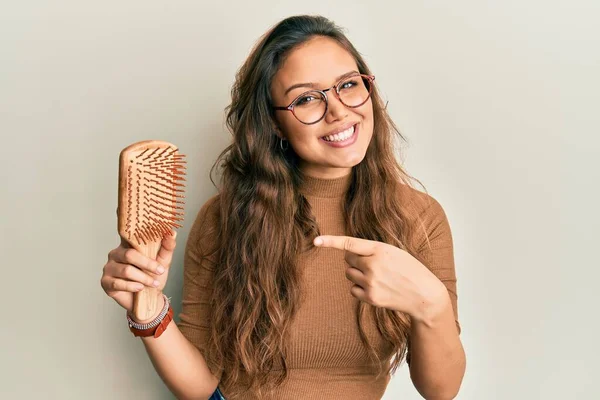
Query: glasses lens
[[292, 91, 327, 124], [338, 75, 372, 107]]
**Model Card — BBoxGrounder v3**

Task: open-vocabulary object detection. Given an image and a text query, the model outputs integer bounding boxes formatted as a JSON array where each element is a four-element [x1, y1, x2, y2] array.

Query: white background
[[1, 1, 598, 399]]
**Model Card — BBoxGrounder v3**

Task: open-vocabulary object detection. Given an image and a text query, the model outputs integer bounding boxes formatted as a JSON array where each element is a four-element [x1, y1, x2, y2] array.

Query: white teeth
[[323, 125, 355, 142]]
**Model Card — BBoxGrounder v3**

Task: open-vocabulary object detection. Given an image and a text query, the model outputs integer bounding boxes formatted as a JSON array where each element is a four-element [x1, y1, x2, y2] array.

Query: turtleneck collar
[[299, 171, 353, 198]]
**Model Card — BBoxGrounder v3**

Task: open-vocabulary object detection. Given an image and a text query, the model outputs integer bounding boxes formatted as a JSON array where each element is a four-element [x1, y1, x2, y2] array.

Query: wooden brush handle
[[129, 241, 161, 321]]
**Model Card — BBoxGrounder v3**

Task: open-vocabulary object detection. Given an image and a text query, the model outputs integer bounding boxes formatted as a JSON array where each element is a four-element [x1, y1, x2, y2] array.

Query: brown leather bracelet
[[128, 305, 174, 338]]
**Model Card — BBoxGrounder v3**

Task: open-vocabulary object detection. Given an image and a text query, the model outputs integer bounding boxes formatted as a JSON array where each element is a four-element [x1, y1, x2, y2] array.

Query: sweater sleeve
[[176, 194, 224, 381], [405, 191, 461, 366], [412, 194, 461, 335]]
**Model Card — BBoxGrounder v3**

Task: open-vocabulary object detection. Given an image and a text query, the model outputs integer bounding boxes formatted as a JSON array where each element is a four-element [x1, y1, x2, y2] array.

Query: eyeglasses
[[273, 73, 375, 125]]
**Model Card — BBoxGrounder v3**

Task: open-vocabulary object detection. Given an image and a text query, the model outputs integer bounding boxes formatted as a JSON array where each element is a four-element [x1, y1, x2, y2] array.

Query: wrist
[[127, 293, 173, 339], [411, 285, 451, 328]]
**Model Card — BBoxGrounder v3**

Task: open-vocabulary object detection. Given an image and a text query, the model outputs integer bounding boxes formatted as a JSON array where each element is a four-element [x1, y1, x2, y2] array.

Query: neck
[[299, 165, 352, 180], [298, 169, 353, 198]]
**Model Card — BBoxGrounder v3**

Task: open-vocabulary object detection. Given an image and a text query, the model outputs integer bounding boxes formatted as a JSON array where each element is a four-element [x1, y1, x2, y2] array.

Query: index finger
[[113, 246, 160, 273], [313, 235, 376, 256]]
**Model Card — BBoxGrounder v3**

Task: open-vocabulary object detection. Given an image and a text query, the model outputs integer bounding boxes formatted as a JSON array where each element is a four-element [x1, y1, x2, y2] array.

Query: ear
[[272, 122, 285, 139]]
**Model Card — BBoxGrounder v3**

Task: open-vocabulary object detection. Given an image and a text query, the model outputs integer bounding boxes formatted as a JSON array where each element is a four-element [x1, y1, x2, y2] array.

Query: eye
[[295, 95, 317, 106], [339, 79, 359, 91]]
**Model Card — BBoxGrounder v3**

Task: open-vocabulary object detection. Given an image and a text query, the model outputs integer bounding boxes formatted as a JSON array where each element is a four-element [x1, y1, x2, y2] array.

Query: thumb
[[157, 230, 177, 267]]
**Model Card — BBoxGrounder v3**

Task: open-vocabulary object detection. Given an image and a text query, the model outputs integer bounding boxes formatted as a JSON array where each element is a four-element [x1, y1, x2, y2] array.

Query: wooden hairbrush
[[117, 140, 186, 321]]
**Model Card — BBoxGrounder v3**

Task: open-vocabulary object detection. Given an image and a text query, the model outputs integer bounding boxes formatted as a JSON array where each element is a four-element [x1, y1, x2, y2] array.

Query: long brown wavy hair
[[201, 15, 430, 398]]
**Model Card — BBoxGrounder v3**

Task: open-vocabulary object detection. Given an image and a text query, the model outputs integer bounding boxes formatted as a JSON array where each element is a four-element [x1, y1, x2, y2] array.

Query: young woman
[[101, 15, 465, 400]]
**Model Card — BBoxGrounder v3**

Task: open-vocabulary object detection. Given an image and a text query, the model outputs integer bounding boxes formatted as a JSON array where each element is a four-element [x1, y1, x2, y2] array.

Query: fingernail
[[314, 237, 323, 245], [156, 265, 165, 274], [153, 280, 160, 287]]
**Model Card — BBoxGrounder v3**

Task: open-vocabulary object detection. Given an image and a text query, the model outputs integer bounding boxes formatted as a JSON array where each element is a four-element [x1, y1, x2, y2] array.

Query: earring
[[279, 137, 289, 151]]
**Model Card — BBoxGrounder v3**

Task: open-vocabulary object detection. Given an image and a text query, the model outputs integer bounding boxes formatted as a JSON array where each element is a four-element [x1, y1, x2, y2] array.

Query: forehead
[[272, 36, 358, 96]]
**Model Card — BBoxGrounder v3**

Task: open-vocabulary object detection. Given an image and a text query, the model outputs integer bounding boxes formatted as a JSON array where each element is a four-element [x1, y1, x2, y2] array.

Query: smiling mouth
[[318, 123, 359, 148], [320, 124, 357, 142]]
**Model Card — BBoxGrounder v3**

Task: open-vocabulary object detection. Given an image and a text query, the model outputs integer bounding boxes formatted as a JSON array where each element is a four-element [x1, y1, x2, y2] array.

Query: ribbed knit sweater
[[177, 172, 460, 399]]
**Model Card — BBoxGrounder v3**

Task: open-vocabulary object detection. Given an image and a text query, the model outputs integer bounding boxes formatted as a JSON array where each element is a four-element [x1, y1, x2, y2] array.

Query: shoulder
[[396, 183, 452, 250], [186, 193, 222, 252], [397, 183, 447, 222], [190, 193, 221, 232]]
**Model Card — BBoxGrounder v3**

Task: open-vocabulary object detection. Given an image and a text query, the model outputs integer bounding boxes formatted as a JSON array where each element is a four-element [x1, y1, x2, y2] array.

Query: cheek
[[277, 114, 296, 134], [359, 106, 374, 137], [363, 102, 375, 123], [285, 124, 319, 147]]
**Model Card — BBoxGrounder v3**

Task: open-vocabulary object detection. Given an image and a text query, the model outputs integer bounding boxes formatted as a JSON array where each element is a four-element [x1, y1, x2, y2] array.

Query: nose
[[324, 91, 349, 123]]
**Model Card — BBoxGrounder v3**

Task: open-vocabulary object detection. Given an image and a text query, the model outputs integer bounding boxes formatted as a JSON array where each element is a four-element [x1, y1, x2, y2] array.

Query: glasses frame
[[273, 74, 375, 125]]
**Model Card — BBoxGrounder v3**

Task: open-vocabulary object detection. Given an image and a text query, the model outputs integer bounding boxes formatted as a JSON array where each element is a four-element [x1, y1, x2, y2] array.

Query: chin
[[330, 154, 367, 169]]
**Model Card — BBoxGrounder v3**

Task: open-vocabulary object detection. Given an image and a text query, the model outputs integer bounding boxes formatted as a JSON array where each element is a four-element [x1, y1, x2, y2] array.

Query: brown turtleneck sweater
[[177, 173, 460, 399]]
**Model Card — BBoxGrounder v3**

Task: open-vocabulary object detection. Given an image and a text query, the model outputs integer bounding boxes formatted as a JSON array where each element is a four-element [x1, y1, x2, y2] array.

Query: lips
[[319, 123, 359, 148], [319, 122, 359, 139]]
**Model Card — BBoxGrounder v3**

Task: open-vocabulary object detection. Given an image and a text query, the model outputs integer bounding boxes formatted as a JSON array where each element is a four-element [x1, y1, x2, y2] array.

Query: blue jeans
[[208, 387, 226, 400]]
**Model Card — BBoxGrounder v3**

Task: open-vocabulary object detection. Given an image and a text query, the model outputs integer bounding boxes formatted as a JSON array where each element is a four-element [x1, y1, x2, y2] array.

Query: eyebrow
[[284, 70, 360, 96]]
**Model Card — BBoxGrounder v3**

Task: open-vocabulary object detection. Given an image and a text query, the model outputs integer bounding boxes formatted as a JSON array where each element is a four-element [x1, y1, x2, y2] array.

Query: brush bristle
[[124, 145, 186, 245]]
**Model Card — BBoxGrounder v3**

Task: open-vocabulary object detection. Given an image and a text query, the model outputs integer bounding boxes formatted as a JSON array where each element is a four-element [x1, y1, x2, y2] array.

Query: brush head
[[117, 140, 186, 251]]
